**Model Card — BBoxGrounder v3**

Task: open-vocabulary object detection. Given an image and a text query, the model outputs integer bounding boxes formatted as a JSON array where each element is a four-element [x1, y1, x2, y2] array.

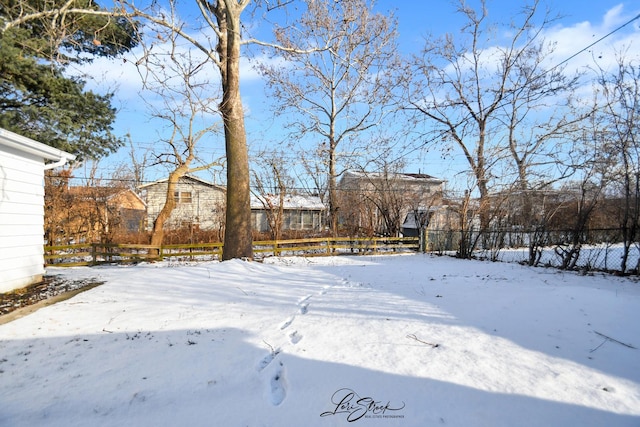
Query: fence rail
[[43, 229, 640, 274], [44, 236, 419, 266]]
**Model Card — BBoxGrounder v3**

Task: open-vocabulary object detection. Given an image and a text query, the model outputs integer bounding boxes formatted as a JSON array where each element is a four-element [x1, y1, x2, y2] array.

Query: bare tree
[[250, 150, 295, 240], [2, 0, 261, 259], [44, 165, 138, 245], [551, 117, 612, 270], [124, 19, 224, 251], [257, 0, 401, 236], [407, 0, 576, 244], [44, 169, 75, 246], [363, 167, 406, 237], [109, 136, 151, 192], [594, 55, 640, 273], [3, 0, 343, 259], [298, 148, 328, 203]]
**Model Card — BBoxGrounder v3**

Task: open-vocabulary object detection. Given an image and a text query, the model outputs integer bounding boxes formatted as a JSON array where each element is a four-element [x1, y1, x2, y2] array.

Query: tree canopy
[[0, 0, 138, 160]]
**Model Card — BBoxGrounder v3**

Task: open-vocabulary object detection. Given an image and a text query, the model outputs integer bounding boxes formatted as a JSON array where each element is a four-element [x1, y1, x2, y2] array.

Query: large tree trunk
[[218, 0, 253, 260], [328, 136, 339, 237], [222, 117, 253, 260]]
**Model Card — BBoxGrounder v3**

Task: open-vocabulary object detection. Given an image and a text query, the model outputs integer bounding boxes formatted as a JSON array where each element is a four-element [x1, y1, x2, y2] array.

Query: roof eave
[[0, 128, 76, 164]]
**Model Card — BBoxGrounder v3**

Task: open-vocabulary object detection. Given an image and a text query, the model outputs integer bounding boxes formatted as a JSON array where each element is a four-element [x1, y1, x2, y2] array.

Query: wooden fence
[[44, 236, 419, 267]]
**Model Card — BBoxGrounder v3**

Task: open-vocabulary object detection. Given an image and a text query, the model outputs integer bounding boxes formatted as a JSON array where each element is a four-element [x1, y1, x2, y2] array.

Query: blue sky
[[380, 0, 637, 49], [73, 0, 640, 191]]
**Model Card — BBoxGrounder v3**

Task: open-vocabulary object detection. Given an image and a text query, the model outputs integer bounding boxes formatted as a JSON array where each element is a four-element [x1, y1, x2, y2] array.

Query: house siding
[[142, 177, 226, 231], [251, 209, 324, 233], [0, 144, 46, 292], [250, 194, 326, 234], [338, 171, 446, 237]]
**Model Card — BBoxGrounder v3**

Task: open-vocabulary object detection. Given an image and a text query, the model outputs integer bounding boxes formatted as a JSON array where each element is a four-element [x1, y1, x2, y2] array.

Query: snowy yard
[[0, 254, 638, 426]]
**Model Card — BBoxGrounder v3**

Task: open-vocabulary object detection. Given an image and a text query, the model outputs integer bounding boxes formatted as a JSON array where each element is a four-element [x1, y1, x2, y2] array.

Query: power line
[[62, 10, 640, 187], [47, 173, 447, 196], [547, 12, 640, 75], [387, 11, 640, 169]]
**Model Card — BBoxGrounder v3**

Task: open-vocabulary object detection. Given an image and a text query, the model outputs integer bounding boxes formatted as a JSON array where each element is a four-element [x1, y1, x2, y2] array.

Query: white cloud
[[603, 4, 627, 28], [543, 4, 640, 73], [434, 4, 640, 100]]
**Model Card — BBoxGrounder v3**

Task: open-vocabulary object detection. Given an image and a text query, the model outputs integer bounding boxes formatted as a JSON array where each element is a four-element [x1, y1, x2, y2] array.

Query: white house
[[0, 128, 75, 293]]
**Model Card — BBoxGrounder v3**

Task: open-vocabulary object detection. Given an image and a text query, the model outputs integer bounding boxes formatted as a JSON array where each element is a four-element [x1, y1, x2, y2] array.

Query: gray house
[[139, 175, 226, 231], [338, 170, 445, 236], [251, 194, 326, 234], [0, 128, 75, 292]]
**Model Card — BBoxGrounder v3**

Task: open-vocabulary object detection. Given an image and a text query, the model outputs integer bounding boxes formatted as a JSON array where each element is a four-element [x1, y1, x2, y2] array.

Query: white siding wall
[[0, 144, 45, 292], [144, 179, 226, 231]]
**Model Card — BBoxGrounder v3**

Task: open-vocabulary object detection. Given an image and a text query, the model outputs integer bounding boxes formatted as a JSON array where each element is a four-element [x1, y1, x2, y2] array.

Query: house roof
[[342, 170, 444, 184], [138, 174, 226, 191], [251, 194, 325, 210], [0, 127, 76, 167], [69, 187, 147, 208]]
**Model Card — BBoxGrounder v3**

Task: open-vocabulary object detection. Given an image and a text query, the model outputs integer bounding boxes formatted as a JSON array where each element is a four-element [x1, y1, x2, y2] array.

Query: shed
[[0, 128, 75, 293]]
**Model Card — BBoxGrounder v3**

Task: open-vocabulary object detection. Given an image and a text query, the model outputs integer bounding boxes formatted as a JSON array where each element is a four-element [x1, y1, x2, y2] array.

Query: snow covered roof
[[251, 194, 325, 210]]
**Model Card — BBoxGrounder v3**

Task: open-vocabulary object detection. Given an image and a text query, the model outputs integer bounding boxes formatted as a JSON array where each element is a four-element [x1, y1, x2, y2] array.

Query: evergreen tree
[[0, 0, 137, 159]]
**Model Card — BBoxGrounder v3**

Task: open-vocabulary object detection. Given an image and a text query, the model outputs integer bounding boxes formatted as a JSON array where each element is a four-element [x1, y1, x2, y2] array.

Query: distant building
[[251, 194, 326, 235], [139, 175, 226, 231], [338, 171, 446, 236], [65, 187, 146, 236], [109, 189, 147, 232], [0, 127, 75, 292]]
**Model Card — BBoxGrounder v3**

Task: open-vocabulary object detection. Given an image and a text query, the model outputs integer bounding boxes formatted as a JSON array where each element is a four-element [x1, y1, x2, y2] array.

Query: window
[[174, 191, 192, 204], [301, 211, 313, 229], [284, 210, 317, 230], [252, 211, 269, 232]]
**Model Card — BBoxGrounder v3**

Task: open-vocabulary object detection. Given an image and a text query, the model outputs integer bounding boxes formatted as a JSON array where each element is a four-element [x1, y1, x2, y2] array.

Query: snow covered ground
[[0, 254, 639, 426], [490, 243, 640, 273]]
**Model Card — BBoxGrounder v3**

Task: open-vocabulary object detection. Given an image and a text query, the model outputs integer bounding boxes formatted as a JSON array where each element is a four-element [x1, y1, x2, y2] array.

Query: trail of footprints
[[259, 286, 329, 406]]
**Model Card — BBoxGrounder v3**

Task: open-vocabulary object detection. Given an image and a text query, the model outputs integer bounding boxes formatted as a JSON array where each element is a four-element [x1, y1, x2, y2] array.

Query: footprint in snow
[[280, 316, 294, 330], [298, 295, 312, 304], [289, 330, 302, 344], [257, 348, 280, 372], [298, 295, 311, 314], [270, 362, 287, 406]]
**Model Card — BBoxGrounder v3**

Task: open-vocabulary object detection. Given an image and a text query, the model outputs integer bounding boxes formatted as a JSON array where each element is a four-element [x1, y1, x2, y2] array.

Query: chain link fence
[[424, 228, 640, 275]]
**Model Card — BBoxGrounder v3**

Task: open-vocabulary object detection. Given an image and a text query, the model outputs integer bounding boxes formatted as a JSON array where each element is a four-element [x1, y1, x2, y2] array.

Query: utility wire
[[548, 12, 640, 74], [387, 10, 640, 168], [72, 11, 640, 181], [46, 173, 426, 195]]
